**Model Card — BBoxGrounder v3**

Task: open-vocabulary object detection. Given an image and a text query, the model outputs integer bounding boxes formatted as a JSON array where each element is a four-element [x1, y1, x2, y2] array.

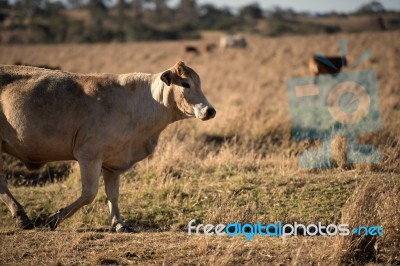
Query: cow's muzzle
[[201, 107, 216, 121]]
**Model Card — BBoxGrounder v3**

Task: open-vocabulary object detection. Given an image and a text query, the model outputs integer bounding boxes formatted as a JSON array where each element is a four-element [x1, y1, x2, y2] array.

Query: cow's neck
[[150, 73, 184, 123], [120, 73, 180, 137]]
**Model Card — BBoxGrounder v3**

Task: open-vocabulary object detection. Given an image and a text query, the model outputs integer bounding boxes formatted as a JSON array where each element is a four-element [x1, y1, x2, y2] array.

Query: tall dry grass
[[334, 175, 400, 265]]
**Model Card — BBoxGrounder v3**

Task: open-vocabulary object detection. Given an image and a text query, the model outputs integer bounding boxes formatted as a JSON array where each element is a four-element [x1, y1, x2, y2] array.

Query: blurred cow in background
[[205, 43, 217, 53], [308, 55, 347, 76], [185, 45, 200, 55], [220, 35, 248, 49]]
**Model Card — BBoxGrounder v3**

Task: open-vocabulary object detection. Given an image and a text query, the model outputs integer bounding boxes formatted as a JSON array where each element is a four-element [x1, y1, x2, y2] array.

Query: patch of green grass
[[0, 163, 361, 232]]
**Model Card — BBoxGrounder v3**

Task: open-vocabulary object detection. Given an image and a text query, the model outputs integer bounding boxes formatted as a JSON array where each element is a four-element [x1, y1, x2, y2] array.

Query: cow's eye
[[182, 82, 190, 88]]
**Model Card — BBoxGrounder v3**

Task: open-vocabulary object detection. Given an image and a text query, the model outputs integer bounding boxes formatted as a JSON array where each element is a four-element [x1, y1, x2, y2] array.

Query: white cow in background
[[220, 35, 248, 49]]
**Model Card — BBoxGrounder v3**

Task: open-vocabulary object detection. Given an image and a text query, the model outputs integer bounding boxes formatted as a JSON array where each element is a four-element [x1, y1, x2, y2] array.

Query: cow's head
[[160, 61, 216, 121]]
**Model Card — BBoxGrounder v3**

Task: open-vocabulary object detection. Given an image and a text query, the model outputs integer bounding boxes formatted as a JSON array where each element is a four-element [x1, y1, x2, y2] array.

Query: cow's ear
[[161, 70, 173, 86], [174, 61, 186, 76]]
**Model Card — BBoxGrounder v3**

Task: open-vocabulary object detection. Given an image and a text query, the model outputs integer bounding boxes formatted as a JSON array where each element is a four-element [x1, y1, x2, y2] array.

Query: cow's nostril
[[207, 108, 216, 118]]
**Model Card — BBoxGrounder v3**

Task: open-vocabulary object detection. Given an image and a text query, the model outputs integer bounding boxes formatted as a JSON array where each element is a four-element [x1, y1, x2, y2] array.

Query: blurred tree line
[[0, 0, 397, 43]]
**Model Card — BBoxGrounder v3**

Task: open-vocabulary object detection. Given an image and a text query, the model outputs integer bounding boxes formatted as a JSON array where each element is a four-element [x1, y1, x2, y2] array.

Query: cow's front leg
[[103, 169, 133, 233], [47, 158, 102, 230]]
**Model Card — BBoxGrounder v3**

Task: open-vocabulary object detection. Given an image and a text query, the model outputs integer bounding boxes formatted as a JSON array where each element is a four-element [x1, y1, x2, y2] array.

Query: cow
[[0, 61, 216, 232], [219, 35, 248, 49], [185, 45, 200, 55], [308, 55, 347, 76], [204, 43, 217, 53]]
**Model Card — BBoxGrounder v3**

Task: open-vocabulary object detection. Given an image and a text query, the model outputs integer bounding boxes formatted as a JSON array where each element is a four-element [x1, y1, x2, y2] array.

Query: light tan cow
[[0, 61, 216, 232], [220, 35, 248, 49]]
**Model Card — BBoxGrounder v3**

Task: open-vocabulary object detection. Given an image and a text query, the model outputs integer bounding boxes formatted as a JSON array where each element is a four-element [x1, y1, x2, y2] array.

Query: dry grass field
[[0, 30, 399, 265]]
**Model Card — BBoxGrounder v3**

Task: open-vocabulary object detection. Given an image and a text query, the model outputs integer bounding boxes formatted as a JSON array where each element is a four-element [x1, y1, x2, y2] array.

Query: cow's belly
[[2, 136, 75, 164], [102, 135, 160, 174]]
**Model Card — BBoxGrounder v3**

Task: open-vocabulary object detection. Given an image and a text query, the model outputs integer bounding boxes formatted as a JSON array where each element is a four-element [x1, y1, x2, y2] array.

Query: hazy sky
[[194, 0, 400, 12]]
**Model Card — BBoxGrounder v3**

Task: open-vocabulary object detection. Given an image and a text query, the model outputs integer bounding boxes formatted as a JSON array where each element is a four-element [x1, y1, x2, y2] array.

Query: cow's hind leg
[[46, 158, 102, 230], [0, 144, 33, 229], [103, 169, 133, 233]]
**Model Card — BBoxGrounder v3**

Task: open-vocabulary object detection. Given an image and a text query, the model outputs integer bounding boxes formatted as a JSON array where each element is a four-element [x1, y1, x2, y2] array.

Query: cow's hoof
[[115, 223, 134, 233], [16, 218, 34, 230], [15, 210, 34, 230], [46, 210, 62, 230], [46, 216, 58, 230]]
